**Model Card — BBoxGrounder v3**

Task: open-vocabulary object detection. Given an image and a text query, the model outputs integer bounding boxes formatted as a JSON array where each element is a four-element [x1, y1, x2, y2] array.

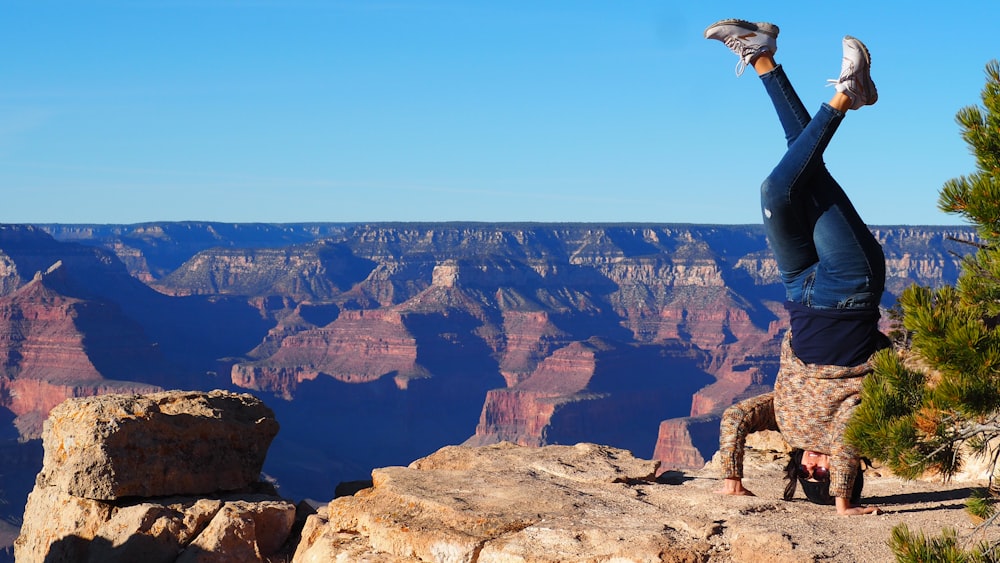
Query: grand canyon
[[0, 221, 974, 558]]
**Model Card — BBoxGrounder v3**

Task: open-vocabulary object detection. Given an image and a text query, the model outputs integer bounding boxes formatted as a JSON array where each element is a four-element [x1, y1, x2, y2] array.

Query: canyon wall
[[0, 222, 970, 542]]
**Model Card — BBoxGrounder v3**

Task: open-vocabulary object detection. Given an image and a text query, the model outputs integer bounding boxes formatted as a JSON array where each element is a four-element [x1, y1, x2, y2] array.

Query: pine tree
[[845, 60, 1000, 560]]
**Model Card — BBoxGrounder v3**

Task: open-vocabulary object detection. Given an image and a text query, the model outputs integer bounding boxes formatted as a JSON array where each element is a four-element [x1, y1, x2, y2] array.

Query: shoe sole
[[704, 18, 780, 39]]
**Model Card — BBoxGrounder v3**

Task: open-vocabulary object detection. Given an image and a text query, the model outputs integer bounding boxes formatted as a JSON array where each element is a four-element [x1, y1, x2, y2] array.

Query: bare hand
[[716, 478, 755, 496]]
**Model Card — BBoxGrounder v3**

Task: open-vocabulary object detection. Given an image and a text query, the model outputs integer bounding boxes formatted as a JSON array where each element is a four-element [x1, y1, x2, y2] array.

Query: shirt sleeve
[[828, 403, 862, 499], [718, 392, 779, 479]]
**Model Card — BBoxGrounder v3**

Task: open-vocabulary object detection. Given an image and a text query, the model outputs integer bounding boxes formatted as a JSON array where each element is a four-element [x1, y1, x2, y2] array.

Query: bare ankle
[[753, 53, 777, 75], [829, 92, 853, 112]]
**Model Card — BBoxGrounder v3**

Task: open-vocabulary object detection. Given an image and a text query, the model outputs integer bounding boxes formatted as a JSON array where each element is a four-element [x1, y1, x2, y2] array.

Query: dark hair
[[783, 449, 865, 505]]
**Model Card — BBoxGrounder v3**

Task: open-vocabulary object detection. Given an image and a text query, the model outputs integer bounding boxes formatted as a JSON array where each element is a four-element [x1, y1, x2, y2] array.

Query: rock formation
[[296, 440, 998, 562], [466, 338, 713, 458], [0, 263, 164, 440], [14, 390, 1000, 562], [14, 390, 296, 563], [232, 309, 427, 398], [0, 221, 974, 544], [651, 413, 723, 472], [37, 390, 278, 499]]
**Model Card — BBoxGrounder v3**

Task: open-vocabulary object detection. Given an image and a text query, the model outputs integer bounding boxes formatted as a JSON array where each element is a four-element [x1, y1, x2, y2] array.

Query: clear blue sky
[[3, 1, 996, 225]]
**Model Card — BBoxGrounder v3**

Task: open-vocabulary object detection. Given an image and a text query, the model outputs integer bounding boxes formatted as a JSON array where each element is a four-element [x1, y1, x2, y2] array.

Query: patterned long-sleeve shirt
[[719, 331, 875, 499]]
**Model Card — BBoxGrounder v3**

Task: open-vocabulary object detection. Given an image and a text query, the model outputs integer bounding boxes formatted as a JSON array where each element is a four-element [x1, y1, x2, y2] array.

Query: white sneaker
[[830, 36, 877, 110], [704, 18, 779, 76]]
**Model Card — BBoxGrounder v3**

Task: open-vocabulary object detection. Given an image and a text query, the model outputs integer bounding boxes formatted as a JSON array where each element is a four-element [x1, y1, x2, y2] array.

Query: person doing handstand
[[704, 19, 889, 516]]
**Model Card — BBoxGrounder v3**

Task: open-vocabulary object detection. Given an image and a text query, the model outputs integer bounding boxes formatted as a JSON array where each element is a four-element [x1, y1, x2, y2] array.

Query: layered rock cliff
[[0, 221, 972, 538], [0, 264, 163, 439]]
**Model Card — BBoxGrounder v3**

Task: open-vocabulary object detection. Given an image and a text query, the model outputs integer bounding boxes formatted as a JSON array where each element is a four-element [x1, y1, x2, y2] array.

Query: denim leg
[[759, 65, 812, 147], [760, 103, 884, 309], [809, 173, 886, 309]]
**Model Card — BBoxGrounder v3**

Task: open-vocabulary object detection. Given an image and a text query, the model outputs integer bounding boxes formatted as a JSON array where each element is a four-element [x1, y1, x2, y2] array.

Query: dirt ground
[[681, 441, 1000, 562]]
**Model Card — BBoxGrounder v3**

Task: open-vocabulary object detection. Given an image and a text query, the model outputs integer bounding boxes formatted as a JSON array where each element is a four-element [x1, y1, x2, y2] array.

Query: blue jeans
[[759, 65, 885, 310]]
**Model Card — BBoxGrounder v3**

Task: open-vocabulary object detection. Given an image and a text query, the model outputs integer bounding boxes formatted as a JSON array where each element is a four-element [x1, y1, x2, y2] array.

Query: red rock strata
[[232, 309, 427, 398], [496, 310, 567, 387], [20, 223, 976, 491], [0, 271, 159, 439], [469, 342, 602, 447]]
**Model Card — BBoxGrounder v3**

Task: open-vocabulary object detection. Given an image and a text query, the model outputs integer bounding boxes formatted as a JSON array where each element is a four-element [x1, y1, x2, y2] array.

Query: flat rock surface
[[296, 442, 1000, 562]]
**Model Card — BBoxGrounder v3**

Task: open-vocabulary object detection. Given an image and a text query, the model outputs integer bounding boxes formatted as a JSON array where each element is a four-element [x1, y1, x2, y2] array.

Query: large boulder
[[36, 390, 279, 500], [15, 390, 294, 563], [15, 488, 296, 563]]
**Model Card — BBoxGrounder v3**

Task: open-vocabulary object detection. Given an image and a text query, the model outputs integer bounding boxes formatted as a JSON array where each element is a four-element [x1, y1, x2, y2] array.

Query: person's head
[[783, 449, 864, 505]]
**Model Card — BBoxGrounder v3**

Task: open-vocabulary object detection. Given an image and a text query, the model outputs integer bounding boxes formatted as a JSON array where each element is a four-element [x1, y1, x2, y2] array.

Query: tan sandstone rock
[[292, 441, 1000, 563], [294, 442, 699, 562], [15, 487, 295, 563], [15, 390, 293, 563], [15, 388, 1000, 562], [176, 498, 297, 563], [36, 390, 279, 500]]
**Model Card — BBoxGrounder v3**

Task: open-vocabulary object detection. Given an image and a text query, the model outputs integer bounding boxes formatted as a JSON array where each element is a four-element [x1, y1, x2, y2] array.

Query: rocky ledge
[[15, 391, 1000, 562], [297, 440, 998, 562]]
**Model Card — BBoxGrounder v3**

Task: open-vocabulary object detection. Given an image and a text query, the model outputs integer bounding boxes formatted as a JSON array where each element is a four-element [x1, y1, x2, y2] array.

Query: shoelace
[[723, 36, 756, 77], [825, 59, 863, 107], [825, 57, 855, 88]]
